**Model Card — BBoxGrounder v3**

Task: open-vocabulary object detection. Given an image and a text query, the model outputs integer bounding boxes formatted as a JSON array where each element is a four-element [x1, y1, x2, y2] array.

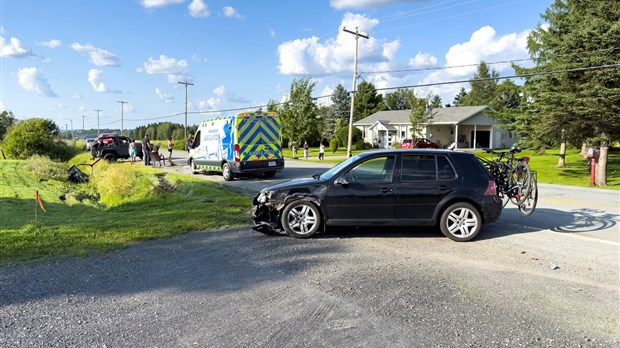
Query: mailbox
[[586, 148, 600, 159]]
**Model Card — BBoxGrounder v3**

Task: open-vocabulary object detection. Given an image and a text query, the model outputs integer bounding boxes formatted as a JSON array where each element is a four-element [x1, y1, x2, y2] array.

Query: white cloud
[[39, 39, 62, 48], [1, 36, 34, 58], [211, 85, 249, 103], [417, 25, 531, 103], [155, 88, 174, 103], [188, 0, 210, 18], [277, 13, 397, 76], [223, 6, 245, 19], [0, 101, 6, 112], [330, 0, 409, 10], [140, 0, 185, 9], [191, 54, 208, 63], [17, 67, 58, 97], [138, 55, 190, 84], [409, 51, 438, 68], [71, 42, 120, 66], [88, 69, 108, 93]]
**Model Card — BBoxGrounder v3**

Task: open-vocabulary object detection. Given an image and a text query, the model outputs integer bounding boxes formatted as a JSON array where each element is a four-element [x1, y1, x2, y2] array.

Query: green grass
[[475, 148, 619, 189], [0, 157, 251, 264]]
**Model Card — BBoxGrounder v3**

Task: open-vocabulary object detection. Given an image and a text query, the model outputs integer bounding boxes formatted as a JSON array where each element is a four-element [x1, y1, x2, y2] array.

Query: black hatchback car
[[252, 149, 502, 242]]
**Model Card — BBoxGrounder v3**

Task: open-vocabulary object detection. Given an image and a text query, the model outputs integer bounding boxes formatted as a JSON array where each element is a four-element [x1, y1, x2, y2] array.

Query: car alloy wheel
[[281, 200, 321, 238], [440, 202, 481, 242]]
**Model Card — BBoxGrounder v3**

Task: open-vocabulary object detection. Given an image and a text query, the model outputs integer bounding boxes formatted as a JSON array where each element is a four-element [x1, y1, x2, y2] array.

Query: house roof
[[353, 105, 489, 126], [370, 120, 397, 131]]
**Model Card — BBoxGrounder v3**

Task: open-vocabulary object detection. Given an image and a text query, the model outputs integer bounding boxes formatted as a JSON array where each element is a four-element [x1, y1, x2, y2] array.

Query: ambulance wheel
[[264, 171, 276, 178], [222, 163, 234, 181]]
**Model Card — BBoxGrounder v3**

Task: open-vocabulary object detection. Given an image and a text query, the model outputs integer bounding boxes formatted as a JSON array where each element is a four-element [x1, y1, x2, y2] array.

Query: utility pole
[[343, 26, 369, 158], [70, 119, 74, 140], [117, 101, 127, 136], [81, 115, 86, 133], [178, 81, 194, 138], [94, 109, 102, 136], [65, 124, 68, 140]]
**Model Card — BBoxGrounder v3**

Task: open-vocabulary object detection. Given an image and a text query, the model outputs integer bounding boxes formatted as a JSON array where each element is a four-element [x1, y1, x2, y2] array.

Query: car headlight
[[256, 190, 271, 204]]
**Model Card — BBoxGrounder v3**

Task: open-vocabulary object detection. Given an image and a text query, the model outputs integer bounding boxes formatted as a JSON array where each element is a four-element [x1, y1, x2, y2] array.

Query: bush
[[2, 118, 60, 159], [329, 138, 339, 153], [26, 155, 68, 181], [353, 140, 373, 150]]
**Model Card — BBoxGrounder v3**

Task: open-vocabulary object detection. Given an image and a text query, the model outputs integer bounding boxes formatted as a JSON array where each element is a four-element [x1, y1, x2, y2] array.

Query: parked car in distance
[[400, 138, 440, 149], [252, 149, 502, 242], [85, 138, 96, 151]]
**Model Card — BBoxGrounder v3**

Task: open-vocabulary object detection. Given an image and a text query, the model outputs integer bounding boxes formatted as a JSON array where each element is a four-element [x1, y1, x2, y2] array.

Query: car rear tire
[[439, 202, 481, 242], [222, 162, 234, 181], [281, 200, 321, 239], [103, 153, 117, 162]]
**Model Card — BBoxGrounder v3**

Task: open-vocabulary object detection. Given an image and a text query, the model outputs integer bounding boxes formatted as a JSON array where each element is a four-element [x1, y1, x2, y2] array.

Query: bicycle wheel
[[518, 176, 538, 216], [509, 161, 533, 205]]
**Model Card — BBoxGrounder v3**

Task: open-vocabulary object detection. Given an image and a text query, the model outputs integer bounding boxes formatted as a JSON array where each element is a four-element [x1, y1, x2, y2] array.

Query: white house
[[352, 105, 519, 149]]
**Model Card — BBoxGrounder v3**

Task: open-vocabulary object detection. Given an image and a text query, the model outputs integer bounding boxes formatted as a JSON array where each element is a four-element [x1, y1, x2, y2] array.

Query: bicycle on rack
[[477, 146, 538, 216]]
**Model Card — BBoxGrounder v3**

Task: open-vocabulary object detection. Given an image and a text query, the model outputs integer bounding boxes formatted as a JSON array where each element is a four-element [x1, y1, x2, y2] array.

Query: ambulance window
[[194, 130, 201, 147]]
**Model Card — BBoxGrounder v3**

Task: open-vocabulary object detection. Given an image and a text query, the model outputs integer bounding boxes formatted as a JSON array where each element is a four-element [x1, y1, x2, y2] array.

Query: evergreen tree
[[353, 81, 385, 121], [429, 94, 443, 109], [330, 83, 350, 123], [518, 0, 620, 185], [384, 88, 414, 110], [452, 87, 468, 106], [462, 61, 499, 106]]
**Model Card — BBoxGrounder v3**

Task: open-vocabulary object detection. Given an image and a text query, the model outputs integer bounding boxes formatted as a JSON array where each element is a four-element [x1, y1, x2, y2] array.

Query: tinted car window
[[346, 156, 395, 183], [437, 155, 456, 180], [401, 154, 436, 181]]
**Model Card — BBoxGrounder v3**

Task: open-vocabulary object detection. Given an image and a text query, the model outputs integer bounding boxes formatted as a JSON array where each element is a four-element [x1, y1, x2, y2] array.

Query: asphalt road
[[1, 153, 618, 347]]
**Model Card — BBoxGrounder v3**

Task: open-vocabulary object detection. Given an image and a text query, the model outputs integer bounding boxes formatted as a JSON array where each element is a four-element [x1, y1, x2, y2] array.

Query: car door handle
[[380, 187, 393, 193]]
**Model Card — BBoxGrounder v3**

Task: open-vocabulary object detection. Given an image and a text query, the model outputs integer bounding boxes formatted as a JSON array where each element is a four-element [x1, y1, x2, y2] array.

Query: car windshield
[[317, 154, 364, 180]]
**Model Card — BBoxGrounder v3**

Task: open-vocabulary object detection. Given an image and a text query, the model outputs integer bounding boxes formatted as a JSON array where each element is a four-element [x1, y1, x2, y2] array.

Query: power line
[[92, 63, 620, 126], [360, 58, 532, 75]]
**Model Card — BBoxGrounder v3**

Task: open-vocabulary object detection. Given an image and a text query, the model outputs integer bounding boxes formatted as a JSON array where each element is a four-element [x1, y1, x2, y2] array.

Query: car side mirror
[[335, 176, 349, 186]]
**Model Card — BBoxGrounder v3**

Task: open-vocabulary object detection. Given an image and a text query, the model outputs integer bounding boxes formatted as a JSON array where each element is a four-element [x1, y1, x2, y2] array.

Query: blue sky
[[1, 0, 552, 133]]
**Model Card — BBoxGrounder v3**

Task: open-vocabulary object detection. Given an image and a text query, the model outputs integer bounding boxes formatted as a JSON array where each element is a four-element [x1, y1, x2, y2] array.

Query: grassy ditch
[[0, 154, 251, 264]]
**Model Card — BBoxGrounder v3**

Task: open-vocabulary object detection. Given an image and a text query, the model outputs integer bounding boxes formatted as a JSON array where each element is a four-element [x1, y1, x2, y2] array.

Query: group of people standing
[[128, 134, 174, 166]]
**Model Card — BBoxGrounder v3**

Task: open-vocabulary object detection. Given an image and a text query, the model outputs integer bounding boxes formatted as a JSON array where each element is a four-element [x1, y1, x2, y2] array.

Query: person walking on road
[[318, 142, 325, 160]]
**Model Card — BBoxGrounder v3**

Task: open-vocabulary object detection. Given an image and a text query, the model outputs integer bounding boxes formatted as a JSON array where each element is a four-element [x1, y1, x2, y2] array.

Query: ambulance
[[188, 111, 285, 181]]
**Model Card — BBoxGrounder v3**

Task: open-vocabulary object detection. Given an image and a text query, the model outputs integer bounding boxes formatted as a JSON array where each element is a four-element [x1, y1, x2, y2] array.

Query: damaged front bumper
[[251, 192, 282, 233]]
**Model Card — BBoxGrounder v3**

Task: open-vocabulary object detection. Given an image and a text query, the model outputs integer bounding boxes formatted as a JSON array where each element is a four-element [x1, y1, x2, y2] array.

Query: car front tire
[[281, 200, 321, 239], [439, 202, 481, 242]]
